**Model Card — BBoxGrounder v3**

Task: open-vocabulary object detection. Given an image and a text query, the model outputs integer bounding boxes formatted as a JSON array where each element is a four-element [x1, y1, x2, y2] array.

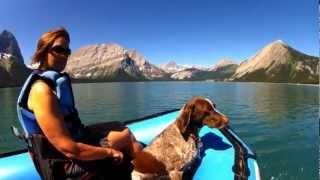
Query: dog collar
[[190, 134, 199, 143]]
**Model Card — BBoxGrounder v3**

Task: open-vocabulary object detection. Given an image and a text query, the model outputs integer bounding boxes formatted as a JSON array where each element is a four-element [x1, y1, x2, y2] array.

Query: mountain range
[[65, 43, 169, 82], [0, 30, 318, 87], [167, 59, 239, 81]]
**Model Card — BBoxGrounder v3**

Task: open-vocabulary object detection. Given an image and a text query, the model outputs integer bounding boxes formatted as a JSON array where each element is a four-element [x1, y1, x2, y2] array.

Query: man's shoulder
[[30, 80, 53, 95]]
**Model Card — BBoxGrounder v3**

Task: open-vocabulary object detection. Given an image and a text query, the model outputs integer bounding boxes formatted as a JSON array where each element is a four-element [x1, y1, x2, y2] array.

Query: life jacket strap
[[10, 125, 33, 147]]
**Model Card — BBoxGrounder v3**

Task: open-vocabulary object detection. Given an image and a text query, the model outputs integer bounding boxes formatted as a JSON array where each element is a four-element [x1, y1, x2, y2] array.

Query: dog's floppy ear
[[176, 103, 194, 134]]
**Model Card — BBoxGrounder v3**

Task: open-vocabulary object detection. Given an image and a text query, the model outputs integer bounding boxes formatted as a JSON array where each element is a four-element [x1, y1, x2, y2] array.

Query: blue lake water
[[0, 82, 318, 179]]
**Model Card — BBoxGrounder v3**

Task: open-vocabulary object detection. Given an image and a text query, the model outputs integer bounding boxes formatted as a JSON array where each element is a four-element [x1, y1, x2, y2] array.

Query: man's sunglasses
[[50, 46, 71, 56]]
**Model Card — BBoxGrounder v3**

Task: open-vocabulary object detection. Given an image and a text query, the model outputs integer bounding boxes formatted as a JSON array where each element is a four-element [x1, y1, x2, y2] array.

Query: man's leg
[[104, 128, 143, 158]]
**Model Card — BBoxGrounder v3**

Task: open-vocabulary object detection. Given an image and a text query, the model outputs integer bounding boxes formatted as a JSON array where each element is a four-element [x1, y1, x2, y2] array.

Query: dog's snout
[[207, 109, 229, 129], [213, 109, 228, 122], [221, 115, 229, 125]]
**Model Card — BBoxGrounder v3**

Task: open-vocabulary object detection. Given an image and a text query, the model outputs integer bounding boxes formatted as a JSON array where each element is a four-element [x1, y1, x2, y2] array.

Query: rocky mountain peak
[[0, 30, 24, 63], [166, 61, 178, 67], [160, 61, 177, 68], [234, 40, 294, 74], [210, 59, 236, 71], [262, 39, 290, 53], [159, 61, 186, 73], [126, 50, 147, 67], [231, 40, 319, 83], [66, 43, 168, 81], [217, 59, 235, 65], [270, 39, 288, 46], [0, 30, 31, 87]]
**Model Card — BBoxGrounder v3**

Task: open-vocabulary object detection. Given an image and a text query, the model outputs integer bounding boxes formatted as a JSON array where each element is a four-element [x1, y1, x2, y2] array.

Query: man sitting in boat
[[16, 27, 143, 179]]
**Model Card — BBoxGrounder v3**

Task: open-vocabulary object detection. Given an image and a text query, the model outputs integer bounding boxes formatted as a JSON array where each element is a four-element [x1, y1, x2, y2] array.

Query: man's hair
[[31, 27, 70, 66]]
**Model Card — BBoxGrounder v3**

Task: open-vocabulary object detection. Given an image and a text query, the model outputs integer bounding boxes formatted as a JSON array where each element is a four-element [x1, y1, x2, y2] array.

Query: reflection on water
[[0, 82, 318, 179], [0, 87, 25, 152]]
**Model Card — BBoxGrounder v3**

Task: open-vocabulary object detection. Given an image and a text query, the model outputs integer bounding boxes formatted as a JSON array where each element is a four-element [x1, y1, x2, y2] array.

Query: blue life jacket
[[17, 70, 84, 140], [15, 70, 91, 179]]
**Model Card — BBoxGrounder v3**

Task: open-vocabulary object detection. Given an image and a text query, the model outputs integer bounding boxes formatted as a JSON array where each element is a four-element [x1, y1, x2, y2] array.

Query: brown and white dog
[[131, 97, 229, 180]]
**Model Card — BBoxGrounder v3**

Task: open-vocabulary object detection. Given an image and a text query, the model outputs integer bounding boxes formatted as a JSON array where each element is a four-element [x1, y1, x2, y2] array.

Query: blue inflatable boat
[[0, 109, 261, 180]]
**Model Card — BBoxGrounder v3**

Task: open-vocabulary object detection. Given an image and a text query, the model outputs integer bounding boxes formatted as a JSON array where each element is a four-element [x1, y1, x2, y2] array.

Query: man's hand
[[108, 148, 124, 163]]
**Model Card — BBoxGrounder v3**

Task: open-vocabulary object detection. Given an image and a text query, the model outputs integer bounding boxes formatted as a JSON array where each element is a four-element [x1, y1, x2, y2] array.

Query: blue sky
[[0, 0, 318, 66]]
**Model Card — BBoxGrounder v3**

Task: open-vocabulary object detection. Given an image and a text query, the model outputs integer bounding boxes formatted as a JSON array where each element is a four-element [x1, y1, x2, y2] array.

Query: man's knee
[[111, 128, 132, 146], [121, 128, 132, 142]]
